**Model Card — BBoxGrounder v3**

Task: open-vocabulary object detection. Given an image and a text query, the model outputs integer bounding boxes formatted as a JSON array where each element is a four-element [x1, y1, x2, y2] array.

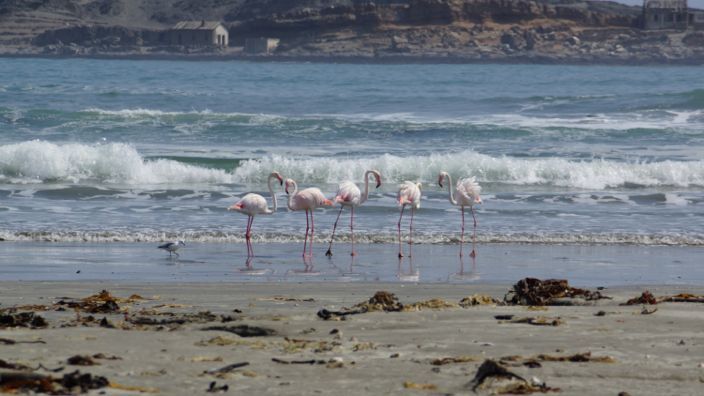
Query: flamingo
[[397, 181, 422, 258], [227, 171, 284, 257], [325, 170, 382, 257], [438, 171, 482, 258], [284, 178, 334, 258]]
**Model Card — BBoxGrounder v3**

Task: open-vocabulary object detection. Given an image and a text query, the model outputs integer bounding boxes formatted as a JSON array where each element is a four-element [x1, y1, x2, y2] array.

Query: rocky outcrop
[[1, 0, 704, 64]]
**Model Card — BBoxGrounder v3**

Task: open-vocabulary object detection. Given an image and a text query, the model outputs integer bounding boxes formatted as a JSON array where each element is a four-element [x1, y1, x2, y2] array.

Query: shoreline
[[3, 52, 704, 66], [1, 281, 703, 395]]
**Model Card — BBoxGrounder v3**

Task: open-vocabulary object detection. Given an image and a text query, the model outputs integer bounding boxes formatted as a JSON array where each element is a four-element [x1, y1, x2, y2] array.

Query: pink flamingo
[[227, 171, 284, 257], [285, 178, 334, 258], [438, 171, 482, 258], [325, 170, 382, 257], [396, 181, 422, 258]]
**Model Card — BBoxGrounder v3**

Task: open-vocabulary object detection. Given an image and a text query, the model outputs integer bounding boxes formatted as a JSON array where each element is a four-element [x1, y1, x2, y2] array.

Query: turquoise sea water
[[1, 59, 703, 250]]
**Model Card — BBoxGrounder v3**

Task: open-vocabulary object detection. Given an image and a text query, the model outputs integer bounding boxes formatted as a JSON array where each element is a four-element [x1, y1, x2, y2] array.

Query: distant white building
[[244, 37, 280, 54], [168, 21, 228, 47], [642, 0, 701, 29]]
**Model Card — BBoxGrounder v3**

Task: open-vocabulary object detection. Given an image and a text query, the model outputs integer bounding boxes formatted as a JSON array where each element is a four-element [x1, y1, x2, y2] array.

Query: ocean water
[[1, 58, 703, 257]]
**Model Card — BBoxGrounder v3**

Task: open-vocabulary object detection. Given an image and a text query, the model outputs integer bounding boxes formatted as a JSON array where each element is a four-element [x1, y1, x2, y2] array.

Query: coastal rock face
[[1, 0, 703, 64]]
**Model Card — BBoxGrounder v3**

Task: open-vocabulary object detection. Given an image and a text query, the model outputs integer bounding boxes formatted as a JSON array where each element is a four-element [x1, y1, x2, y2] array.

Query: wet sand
[[1, 242, 703, 285], [2, 281, 704, 395]]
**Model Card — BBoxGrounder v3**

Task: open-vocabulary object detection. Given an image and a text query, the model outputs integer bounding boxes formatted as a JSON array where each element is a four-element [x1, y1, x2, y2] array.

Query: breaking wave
[[236, 152, 704, 190], [2, 141, 703, 189], [0, 141, 234, 184]]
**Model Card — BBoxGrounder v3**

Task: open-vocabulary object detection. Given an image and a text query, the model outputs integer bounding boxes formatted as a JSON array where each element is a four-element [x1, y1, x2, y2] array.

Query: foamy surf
[[1, 230, 702, 246], [235, 152, 704, 189], [0, 141, 234, 184]]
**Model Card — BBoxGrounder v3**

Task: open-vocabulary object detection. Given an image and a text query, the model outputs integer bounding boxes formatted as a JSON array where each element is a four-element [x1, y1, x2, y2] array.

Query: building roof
[[171, 21, 224, 30]]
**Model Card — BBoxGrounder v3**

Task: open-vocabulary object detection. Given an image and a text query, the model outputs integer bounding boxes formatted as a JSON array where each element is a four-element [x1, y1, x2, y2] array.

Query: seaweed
[[0, 312, 48, 329], [0, 370, 108, 395], [459, 294, 501, 307], [66, 355, 98, 366], [317, 291, 457, 320], [621, 291, 657, 306], [504, 278, 610, 306], [206, 381, 229, 393], [467, 360, 560, 394], [202, 324, 276, 337]]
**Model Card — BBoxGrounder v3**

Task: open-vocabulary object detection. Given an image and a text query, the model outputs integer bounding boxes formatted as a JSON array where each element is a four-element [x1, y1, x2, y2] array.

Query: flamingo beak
[[375, 177, 381, 189], [278, 176, 283, 186], [438, 175, 444, 188]]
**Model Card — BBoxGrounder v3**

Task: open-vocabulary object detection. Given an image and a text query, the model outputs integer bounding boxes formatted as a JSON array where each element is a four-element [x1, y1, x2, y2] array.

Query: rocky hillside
[[1, 0, 703, 63]]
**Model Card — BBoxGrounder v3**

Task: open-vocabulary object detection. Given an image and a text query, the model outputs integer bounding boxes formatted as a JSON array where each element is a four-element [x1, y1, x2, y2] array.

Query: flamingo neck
[[360, 170, 373, 205], [267, 174, 278, 213], [286, 180, 298, 210], [444, 174, 458, 206]]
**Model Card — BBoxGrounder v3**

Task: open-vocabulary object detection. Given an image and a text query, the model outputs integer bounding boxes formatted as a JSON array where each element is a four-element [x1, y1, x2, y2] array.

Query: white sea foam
[[2, 141, 703, 189], [0, 230, 701, 246], [234, 151, 704, 189], [0, 141, 234, 184]]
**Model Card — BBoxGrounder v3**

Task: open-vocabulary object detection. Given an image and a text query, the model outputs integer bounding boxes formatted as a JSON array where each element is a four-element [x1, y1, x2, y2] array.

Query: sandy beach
[[2, 281, 704, 395]]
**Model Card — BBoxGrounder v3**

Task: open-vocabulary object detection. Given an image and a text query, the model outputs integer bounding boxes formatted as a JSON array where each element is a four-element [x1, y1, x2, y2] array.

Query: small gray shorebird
[[158, 240, 186, 257]]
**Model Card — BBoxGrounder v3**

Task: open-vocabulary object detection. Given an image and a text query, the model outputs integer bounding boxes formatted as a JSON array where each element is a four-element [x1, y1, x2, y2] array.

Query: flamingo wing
[[457, 177, 482, 205], [397, 181, 421, 208], [336, 181, 361, 206]]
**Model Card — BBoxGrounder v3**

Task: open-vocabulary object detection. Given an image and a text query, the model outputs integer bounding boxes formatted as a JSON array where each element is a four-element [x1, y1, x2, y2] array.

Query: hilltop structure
[[167, 21, 228, 47], [642, 0, 704, 29]]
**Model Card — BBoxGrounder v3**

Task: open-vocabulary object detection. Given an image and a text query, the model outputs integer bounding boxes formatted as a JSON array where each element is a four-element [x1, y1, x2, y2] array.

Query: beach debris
[[0, 337, 46, 345], [317, 291, 458, 320], [641, 307, 658, 315], [622, 291, 704, 305], [195, 336, 268, 349], [67, 355, 98, 366], [498, 316, 564, 326], [622, 291, 658, 306], [500, 352, 615, 366], [204, 362, 250, 377], [431, 356, 480, 365], [467, 359, 559, 394], [459, 294, 501, 307], [659, 293, 704, 303], [206, 381, 229, 393], [202, 324, 276, 337], [258, 296, 316, 302], [467, 359, 526, 391], [0, 359, 34, 371], [99, 317, 115, 328], [504, 278, 609, 306], [618, 392, 632, 396], [403, 381, 437, 390], [271, 358, 327, 365], [282, 337, 338, 354], [494, 315, 514, 320], [0, 312, 48, 329], [403, 298, 458, 311], [0, 370, 109, 395]]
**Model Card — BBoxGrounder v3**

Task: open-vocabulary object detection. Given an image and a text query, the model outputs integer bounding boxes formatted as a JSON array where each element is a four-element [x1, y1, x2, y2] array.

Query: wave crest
[[235, 152, 704, 189], [0, 141, 234, 184]]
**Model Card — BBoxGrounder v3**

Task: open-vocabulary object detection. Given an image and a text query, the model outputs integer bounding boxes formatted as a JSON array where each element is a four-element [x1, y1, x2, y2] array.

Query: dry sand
[[1, 282, 704, 395]]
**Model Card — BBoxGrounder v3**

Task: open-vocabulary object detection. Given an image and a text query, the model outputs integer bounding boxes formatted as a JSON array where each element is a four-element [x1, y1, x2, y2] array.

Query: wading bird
[[285, 178, 334, 258], [158, 240, 185, 257], [326, 170, 382, 257], [396, 181, 422, 258], [438, 171, 482, 257], [227, 171, 284, 257]]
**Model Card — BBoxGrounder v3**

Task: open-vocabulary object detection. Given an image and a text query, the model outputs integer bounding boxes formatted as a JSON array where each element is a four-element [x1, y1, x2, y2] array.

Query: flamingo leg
[[470, 206, 477, 258], [246, 216, 255, 257], [409, 206, 415, 257], [460, 208, 465, 257], [309, 209, 315, 257], [397, 205, 405, 258], [326, 206, 344, 257], [350, 206, 356, 256], [303, 209, 310, 258]]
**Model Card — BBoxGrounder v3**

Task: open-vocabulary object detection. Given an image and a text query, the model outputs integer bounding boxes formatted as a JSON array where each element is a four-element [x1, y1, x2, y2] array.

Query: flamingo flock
[[184, 169, 483, 260]]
